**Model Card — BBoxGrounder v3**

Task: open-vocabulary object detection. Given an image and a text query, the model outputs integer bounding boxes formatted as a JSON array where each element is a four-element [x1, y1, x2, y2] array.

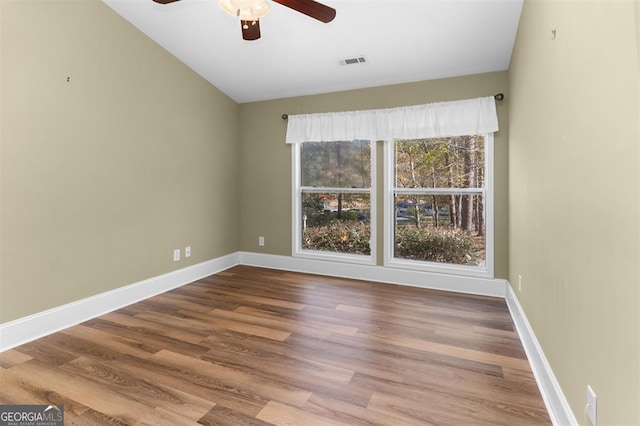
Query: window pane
[[301, 140, 371, 188], [394, 194, 485, 266], [302, 192, 370, 255], [395, 136, 484, 189]]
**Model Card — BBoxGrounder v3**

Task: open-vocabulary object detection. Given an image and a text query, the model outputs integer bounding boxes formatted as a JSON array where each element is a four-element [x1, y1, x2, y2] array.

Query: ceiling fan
[[152, 0, 336, 41]]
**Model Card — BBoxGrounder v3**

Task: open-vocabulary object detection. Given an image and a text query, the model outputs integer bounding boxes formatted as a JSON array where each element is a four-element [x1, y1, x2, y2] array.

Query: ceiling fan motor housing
[[219, 0, 270, 21]]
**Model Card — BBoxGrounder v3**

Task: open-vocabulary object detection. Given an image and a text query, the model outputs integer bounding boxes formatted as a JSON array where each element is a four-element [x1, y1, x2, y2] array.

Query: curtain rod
[[281, 93, 504, 120]]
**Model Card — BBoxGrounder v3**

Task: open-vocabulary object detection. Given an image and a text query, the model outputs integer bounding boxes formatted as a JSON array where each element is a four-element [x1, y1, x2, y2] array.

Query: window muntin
[[293, 140, 374, 262]]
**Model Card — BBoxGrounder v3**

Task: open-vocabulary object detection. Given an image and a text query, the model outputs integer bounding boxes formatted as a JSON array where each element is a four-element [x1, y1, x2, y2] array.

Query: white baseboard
[[0, 253, 240, 352], [238, 251, 507, 298], [0, 251, 503, 352], [505, 283, 577, 426], [0, 250, 569, 426]]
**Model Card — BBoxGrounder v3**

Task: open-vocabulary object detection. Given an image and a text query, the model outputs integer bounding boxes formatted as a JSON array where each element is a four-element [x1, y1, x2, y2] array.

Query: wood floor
[[0, 266, 551, 425]]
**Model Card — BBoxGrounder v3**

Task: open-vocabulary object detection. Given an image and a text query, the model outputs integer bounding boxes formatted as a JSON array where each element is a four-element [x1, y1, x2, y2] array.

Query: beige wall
[[238, 72, 510, 279], [0, 0, 240, 323], [509, 0, 640, 424], [8, 2, 638, 423]]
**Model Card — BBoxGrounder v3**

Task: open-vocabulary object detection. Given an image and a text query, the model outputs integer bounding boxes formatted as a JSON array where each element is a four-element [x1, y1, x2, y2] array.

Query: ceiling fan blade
[[241, 20, 261, 41], [152, 0, 182, 3], [273, 0, 336, 23]]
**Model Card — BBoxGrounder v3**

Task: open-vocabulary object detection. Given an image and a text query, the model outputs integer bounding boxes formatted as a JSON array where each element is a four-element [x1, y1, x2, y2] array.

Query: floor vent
[[339, 56, 367, 66]]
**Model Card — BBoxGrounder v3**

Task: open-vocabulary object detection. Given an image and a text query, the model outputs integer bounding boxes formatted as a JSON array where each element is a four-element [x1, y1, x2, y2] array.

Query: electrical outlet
[[185, 246, 191, 258], [258, 236, 265, 247], [586, 385, 597, 425], [173, 249, 180, 262], [518, 274, 522, 292]]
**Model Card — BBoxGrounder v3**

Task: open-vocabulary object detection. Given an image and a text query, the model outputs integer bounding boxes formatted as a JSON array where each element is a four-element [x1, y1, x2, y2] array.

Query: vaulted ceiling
[[102, 0, 523, 103]]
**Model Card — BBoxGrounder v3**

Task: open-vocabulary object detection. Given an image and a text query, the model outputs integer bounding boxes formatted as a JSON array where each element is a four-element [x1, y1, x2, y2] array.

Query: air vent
[[339, 56, 367, 66]]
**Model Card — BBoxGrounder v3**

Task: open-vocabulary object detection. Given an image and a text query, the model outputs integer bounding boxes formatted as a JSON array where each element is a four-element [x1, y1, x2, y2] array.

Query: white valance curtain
[[285, 96, 498, 144]]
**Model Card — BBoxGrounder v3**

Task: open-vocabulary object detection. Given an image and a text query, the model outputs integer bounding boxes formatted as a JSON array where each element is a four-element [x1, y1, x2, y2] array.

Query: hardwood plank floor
[[0, 266, 551, 425]]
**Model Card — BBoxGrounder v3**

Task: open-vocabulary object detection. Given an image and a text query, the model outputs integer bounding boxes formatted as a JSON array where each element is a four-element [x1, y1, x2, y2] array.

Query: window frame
[[291, 140, 377, 265], [383, 134, 495, 278]]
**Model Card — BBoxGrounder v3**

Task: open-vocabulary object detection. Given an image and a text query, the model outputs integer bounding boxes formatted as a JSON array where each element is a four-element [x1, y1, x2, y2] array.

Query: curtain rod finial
[[282, 114, 288, 120], [494, 93, 504, 101]]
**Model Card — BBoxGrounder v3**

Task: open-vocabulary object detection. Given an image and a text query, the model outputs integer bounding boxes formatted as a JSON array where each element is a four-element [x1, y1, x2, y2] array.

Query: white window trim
[[291, 141, 377, 266], [383, 134, 495, 279]]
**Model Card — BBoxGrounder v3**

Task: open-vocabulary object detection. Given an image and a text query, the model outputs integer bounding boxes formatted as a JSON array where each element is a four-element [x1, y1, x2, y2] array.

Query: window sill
[[293, 249, 376, 266], [384, 257, 494, 279]]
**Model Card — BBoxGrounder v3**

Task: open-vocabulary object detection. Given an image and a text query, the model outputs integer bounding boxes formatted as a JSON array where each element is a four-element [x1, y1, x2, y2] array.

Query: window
[[292, 140, 375, 264], [385, 134, 493, 277], [286, 96, 498, 276]]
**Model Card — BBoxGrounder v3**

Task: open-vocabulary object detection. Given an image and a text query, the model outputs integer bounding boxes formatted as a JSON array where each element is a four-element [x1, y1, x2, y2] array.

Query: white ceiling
[[102, 0, 523, 103]]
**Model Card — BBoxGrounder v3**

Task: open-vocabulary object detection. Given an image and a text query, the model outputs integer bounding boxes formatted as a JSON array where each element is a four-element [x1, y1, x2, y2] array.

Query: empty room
[[1, 0, 638, 425]]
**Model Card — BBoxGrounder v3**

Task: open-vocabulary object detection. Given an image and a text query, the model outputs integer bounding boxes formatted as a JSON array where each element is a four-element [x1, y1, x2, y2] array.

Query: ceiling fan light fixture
[[219, 0, 270, 21]]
